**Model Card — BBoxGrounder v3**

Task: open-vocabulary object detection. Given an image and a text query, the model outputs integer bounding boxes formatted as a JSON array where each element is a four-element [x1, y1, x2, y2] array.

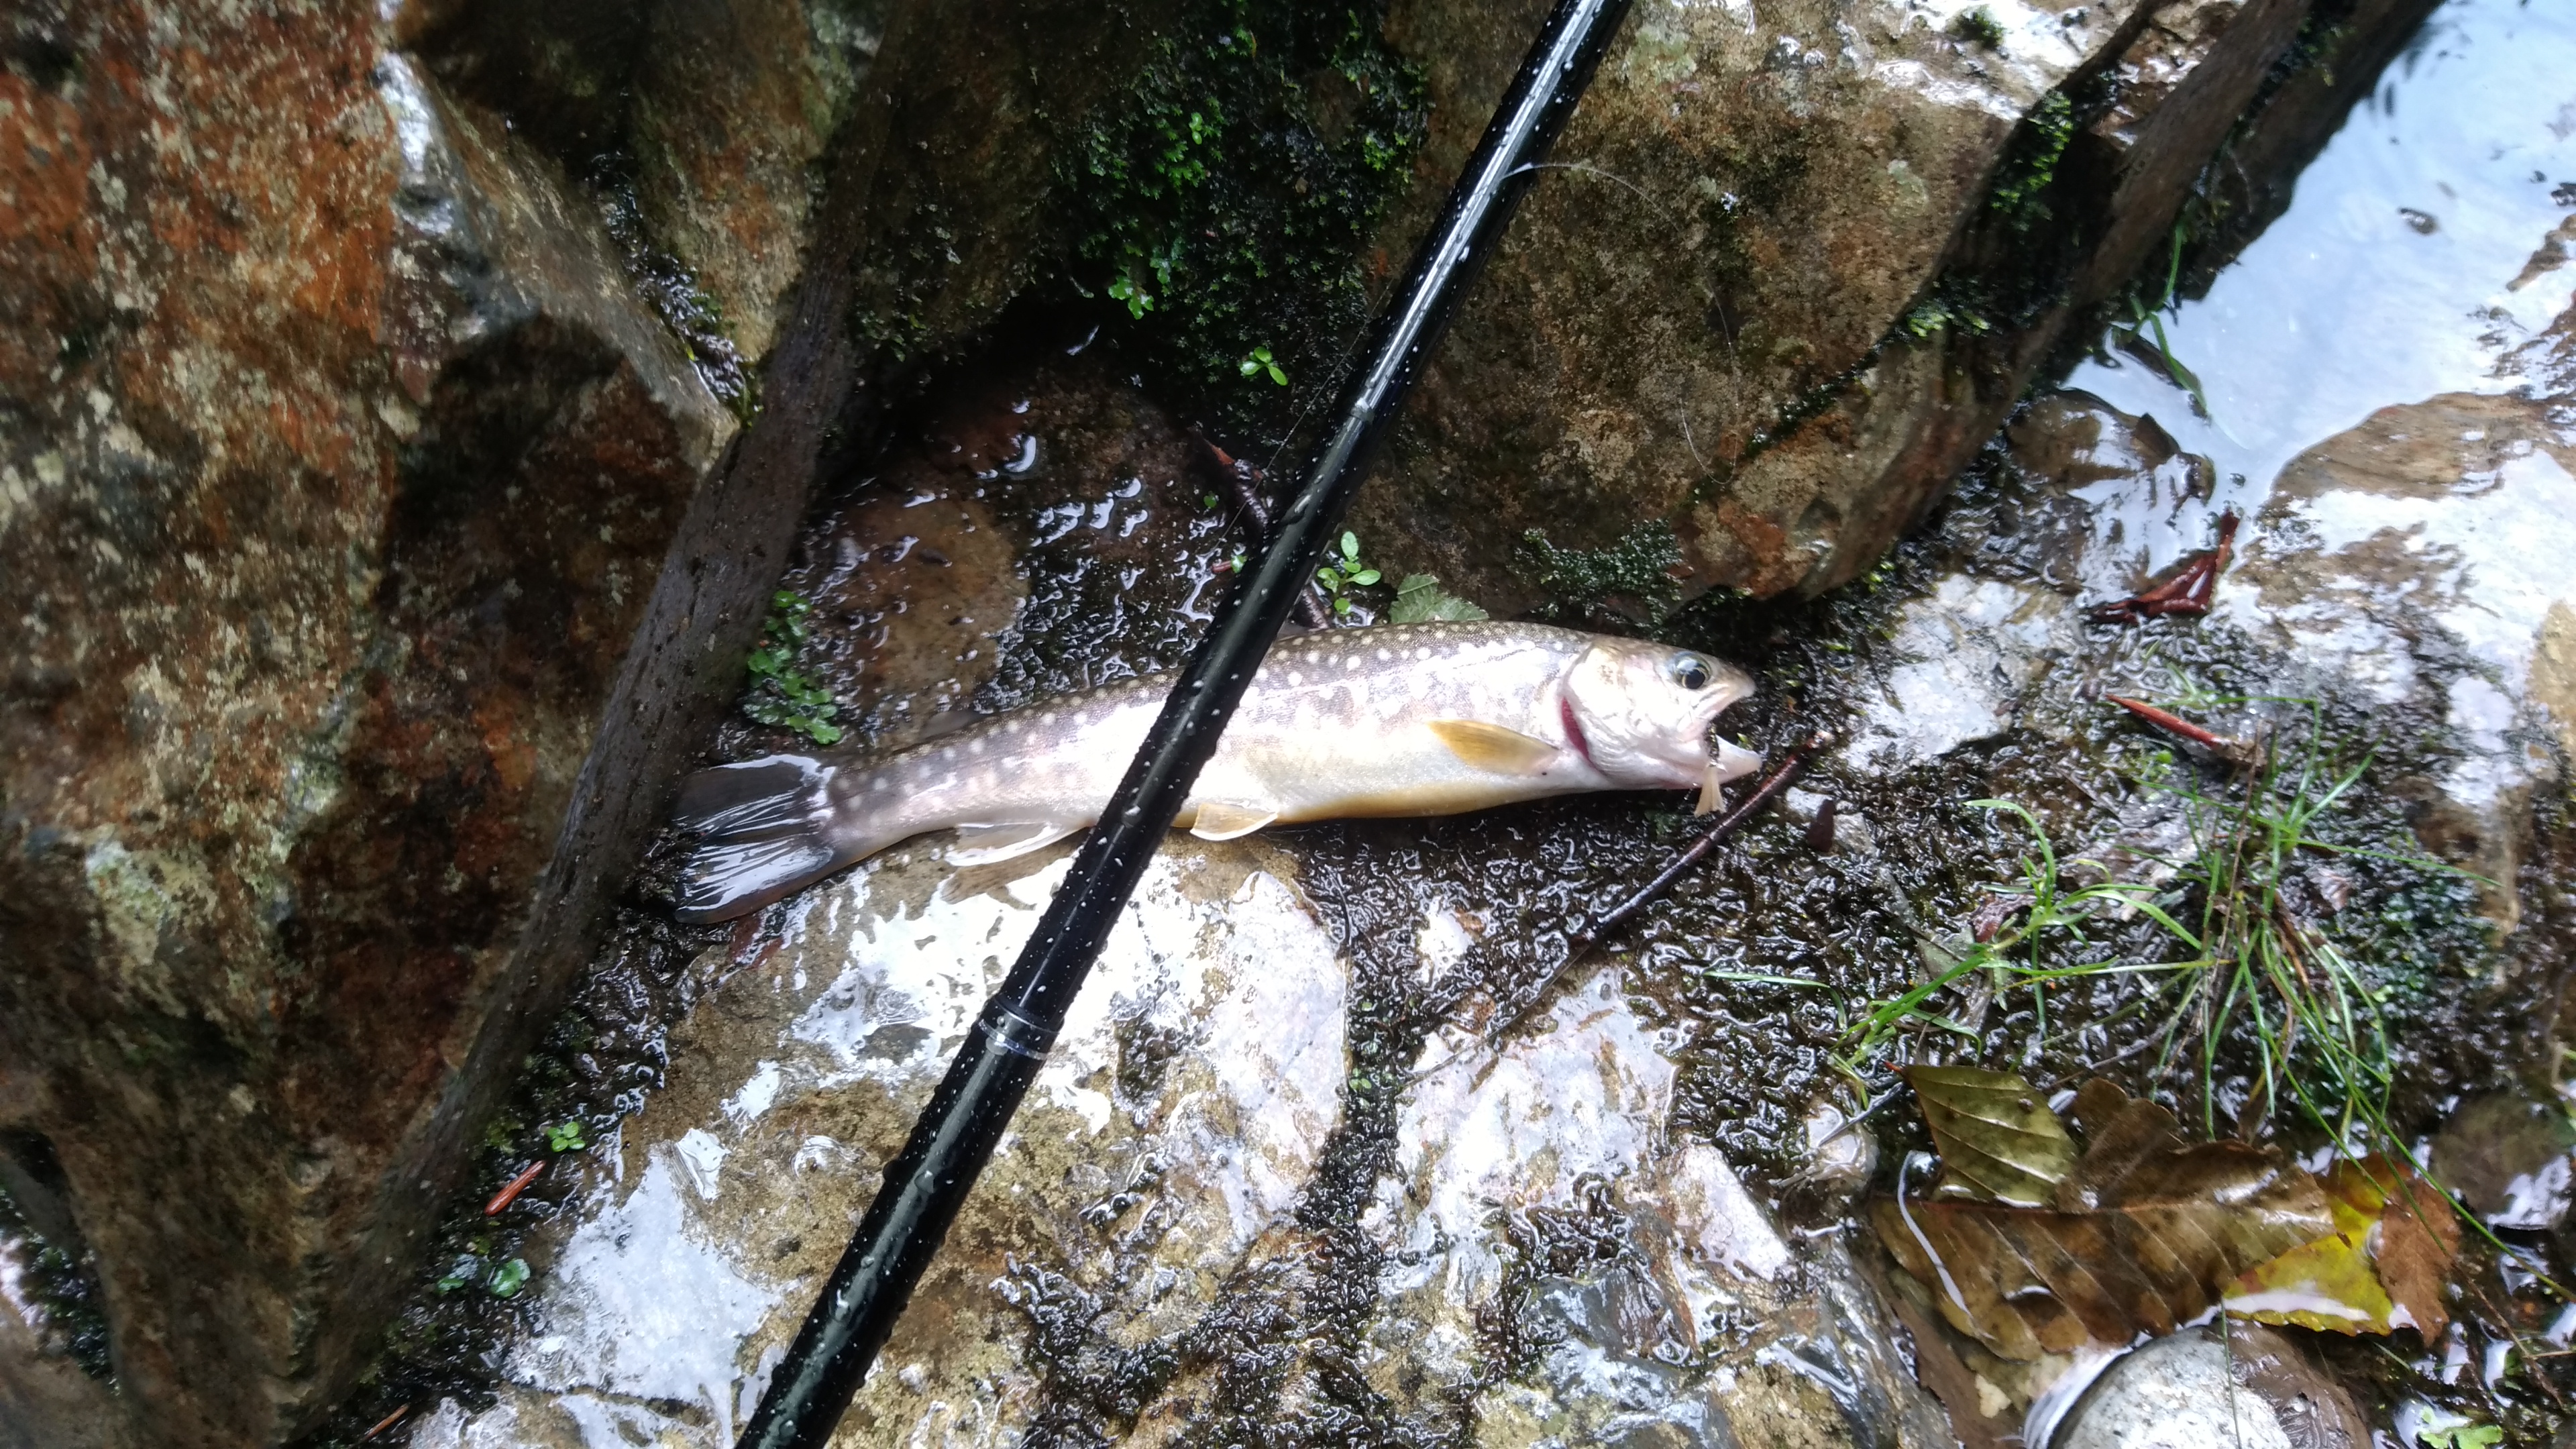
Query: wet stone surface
[[270, 3, 2576, 1444], [372, 140, 2576, 1438]]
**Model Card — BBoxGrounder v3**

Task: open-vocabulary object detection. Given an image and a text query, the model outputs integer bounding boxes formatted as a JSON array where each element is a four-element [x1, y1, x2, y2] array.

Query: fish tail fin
[[672, 755, 856, 923]]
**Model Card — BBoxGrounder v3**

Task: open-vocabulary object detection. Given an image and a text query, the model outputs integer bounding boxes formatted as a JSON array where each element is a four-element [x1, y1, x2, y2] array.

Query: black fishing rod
[[733, 1, 1635, 1442]]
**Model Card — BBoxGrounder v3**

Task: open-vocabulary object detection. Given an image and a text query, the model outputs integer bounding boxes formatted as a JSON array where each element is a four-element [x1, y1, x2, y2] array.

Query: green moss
[[1952, 6, 2007, 49], [1057, 1, 1426, 444], [1986, 91, 2076, 234], [1902, 282, 1997, 339], [1513, 521, 1686, 625], [741, 591, 844, 745]]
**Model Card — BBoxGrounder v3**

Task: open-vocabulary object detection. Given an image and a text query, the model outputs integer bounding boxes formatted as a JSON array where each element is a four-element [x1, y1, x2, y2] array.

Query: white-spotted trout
[[672, 621, 1758, 922]]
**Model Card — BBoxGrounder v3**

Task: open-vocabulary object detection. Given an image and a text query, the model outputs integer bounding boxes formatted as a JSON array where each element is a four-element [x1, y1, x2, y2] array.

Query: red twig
[[2106, 694, 2262, 769], [361, 1405, 411, 1441], [1195, 432, 1332, 630], [2089, 510, 2239, 624], [2106, 694, 2226, 749], [484, 1159, 547, 1216]]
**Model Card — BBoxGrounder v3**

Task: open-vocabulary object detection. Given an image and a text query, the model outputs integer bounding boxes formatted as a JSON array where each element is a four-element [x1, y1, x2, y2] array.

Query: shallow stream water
[[2066, 0, 2576, 575]]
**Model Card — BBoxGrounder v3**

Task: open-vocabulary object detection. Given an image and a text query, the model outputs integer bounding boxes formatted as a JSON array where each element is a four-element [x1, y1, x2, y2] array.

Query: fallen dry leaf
[[1906, 1065, 2077, 1208], [2345, 1157, 2461, 1339], [1875, 1079, 2463, 1359], [1875, 1135, 2328, 1358]]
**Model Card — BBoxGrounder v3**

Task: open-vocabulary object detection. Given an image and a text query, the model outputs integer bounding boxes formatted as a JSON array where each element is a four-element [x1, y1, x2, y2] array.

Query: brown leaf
[[1904, 1066, 2078, 1207], [2222, 1157, 2459, 1340], [2224, 1221, 2398, 1334], [1875, 1139, 2330, 1359], [2361, 1159, 2462, 1340], [1882, 1273, 2017, 1449], [1880, 1081, 2467, 1359], [2055, 1080, 2188, 1212]]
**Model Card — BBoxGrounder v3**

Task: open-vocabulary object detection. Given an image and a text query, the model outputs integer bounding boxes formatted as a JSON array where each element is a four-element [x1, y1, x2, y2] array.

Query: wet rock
[[0, 4, 751, 1439], [1795, 1095, 1880, 1203], [2227, 391, 2576, 918], [1347, 0, 2389, 606], [414, 863, 1955, 1447], [2045, 1323, 2367, 1449], [2434, 1092, 2576, 1232], [0, 3, 1161, 1442], [411, 841, 1354, 1446]]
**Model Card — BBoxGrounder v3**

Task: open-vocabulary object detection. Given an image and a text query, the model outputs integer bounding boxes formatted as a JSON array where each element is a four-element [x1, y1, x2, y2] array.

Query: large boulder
[[1347, 0, 2436, 606], [0, 1, 1149, 1442]]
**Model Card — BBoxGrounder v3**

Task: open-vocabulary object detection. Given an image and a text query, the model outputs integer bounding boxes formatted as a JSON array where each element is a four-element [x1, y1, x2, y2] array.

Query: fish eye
[[1668, 654, 1713, 691]]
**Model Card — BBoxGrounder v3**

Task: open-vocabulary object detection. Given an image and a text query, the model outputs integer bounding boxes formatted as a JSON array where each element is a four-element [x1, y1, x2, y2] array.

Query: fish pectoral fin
[[1427, 719, 1561, 776], [1187, 800, 1279, 842], [947, 820, 1081, 866]]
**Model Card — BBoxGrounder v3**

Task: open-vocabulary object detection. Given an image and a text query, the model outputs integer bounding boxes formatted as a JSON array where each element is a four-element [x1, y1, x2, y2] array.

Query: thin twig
[[1195, 431, 1332, 630], [2107, 694, 2262, 769], [483, 1159, 546, 1216], [1487, 731, 1830, 1046], [2089, 510, 2239, 625]]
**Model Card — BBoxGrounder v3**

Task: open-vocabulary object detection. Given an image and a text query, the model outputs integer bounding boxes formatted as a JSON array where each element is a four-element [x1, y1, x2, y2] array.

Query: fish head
[[1564, 639, 1760, 812]]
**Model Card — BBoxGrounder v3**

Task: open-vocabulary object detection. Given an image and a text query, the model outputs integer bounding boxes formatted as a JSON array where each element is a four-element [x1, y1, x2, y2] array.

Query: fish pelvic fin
[[1428, 719, 1561, 775], [673, 755, 849, 922], [1187, 800, 1279, 842], [947, 820, 1081, 866]]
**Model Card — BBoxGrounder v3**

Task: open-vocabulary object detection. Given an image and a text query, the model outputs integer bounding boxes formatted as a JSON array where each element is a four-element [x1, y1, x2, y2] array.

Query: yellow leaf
[[2224, 1227, 2399, 1334]]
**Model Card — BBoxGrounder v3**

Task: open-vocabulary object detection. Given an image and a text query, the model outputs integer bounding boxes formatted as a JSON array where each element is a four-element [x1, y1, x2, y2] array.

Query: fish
[[670, 621, 1760, 922]]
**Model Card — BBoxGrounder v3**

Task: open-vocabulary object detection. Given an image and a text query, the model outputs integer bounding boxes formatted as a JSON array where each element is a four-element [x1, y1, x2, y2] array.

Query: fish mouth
[[1694, 739, 1764, 815]]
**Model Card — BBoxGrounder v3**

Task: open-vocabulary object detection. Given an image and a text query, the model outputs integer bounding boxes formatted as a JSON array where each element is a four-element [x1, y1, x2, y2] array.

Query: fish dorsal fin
[[1428, 719, 1560, 775], [948, 820, 1080, 866], [1188, 801, 1279, 841]]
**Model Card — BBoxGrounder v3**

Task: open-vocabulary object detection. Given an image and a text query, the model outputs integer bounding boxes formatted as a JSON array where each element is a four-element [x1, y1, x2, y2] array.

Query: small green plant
[[1903, 288, 1995, 340], [2417, 1423, 2504, 1449], [1389, 573, 1488, 623], [1839, 800, 2194, 1065], [486, 1258, 531, 1298], [1952, 6, 2006, 48], [1057, 3, 1426, 433], [1986, 90, 2075, 233], [545, 1120, 587, 1154], [743, 592, 843, 745], [1238, 344, 1287, 385], [1108, 272, 1155, 318], [1313, 531, 1381, 617], [1842, 700, 2482, 1162], [2112, 223, 2212, 417], [2147, 707, 2403, 1145], [1513, 521, 1684, 624], [435, 1253, 478, 1295]]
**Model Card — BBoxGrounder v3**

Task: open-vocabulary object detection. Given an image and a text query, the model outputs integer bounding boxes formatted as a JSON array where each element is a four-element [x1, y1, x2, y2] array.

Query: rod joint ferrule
[[977, 1002, 1056, 1061]]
